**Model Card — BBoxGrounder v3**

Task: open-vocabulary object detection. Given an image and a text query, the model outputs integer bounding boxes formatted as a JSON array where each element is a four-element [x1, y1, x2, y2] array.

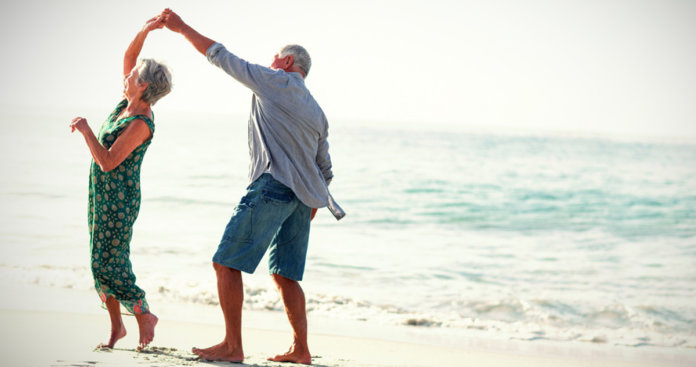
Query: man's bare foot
[[191, 341, 225, 356], [268, 344, 312, 365], [192, 342, 244, 363], [96, 324, 127, 349], [134, 312, 158, 351]]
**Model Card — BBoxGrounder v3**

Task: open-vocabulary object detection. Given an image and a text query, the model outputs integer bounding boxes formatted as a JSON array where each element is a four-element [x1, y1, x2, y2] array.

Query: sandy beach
[[1, 283, 692, 367]]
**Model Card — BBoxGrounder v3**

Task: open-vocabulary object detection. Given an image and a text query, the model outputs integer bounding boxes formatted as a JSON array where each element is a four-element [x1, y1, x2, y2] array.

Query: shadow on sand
[[84, 346, 336, 367]]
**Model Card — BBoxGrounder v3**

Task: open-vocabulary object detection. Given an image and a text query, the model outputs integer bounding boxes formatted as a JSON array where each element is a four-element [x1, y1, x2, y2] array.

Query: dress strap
[[108, 99, 129, 122]]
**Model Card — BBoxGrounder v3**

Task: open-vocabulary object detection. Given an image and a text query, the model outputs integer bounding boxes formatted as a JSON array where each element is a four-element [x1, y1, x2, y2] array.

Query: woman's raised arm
[[123, 16, 166, 76]]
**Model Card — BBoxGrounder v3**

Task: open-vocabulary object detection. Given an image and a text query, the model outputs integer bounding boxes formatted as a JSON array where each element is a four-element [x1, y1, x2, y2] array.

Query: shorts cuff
[[269, 268, 303, 282], [212, 257, 257, 274]]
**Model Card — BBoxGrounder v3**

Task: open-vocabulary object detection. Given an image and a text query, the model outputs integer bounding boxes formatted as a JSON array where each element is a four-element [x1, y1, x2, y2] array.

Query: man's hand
[[310, 208, 318, 221], [161, 8, 185, 33], [159, 8, 215, 55]]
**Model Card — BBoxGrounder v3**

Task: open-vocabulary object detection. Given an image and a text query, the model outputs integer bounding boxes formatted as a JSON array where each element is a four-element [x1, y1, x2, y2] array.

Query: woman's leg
[[134, 310, 158, 351], [96, 296, 127, 349]]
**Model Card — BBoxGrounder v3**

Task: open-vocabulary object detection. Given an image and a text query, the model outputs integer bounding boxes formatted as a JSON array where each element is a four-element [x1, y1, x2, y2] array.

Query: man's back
[[207, 43, 333, 209]]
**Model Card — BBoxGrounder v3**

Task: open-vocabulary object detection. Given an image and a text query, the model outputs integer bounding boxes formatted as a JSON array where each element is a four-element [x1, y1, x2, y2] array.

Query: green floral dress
[[88, 99, 155, 315]]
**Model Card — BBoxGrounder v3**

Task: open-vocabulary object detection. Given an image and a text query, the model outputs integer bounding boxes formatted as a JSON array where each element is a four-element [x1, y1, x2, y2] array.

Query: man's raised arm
[[161, 8, 215, 55]]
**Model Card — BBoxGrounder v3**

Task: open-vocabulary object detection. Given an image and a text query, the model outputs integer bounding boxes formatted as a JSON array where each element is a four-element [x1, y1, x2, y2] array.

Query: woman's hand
[[124, 14, 165, 76], [143, 15, 166, 33], [70, 117, 89, 134]]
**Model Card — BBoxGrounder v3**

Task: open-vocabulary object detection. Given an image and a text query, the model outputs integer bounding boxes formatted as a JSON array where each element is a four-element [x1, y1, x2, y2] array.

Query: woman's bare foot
[[192, 342, 244, 363], [96, 324, 127, 349], [268, 343, 312, 365], [134, 312, 158, 351]]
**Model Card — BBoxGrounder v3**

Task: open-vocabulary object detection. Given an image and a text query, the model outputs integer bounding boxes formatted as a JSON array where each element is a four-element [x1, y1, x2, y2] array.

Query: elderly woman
[[70, 15, 172, 350]]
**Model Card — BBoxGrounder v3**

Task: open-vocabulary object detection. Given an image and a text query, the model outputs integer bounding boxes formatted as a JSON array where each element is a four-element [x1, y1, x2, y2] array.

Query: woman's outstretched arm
[[123, 16, 166, 76]]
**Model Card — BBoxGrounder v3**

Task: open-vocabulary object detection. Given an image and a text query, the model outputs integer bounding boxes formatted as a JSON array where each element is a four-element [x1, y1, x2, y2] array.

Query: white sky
[[1, 0, 695, 138]]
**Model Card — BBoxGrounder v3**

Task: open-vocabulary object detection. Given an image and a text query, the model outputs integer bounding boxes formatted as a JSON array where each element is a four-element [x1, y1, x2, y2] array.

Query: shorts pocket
[[222, 195, 256, 243], [240, 195, 257, 209], [262, 189, 294, 204]]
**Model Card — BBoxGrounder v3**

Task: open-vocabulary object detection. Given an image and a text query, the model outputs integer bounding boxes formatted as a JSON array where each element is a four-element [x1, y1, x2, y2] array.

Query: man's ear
[[285, 54, 294, 67]]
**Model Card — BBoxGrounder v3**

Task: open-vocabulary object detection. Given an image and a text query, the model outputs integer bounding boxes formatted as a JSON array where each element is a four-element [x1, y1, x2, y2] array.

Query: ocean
[[1, 107, 695, 351]]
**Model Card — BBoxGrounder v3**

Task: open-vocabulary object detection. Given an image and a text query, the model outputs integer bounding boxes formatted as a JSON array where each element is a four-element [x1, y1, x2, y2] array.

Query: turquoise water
[[341, 129, 696, 237], [1, 109, 695, 349]]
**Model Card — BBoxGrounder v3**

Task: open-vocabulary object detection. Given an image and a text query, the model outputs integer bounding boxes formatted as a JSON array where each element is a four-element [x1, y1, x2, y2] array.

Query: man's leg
[[194, 175, 274, 362], [268, 274, 312, 365], [192, 262, 244, 362]]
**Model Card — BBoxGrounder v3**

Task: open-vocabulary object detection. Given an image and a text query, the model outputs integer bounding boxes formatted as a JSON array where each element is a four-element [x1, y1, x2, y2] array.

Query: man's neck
[[284, 65, 306, 79]]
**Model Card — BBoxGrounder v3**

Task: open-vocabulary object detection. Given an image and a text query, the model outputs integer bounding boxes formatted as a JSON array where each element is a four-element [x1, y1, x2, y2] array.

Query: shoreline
[[3, 307, 689, 367], [1, 283, 694, 367]]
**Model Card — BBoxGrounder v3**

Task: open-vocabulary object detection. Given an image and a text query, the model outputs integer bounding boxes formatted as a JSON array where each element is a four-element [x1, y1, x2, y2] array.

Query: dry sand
[[0, 284, 692, 367]]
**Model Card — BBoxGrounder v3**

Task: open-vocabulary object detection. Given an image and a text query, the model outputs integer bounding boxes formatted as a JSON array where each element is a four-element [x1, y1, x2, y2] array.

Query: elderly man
[[161, 8, 335, 365]]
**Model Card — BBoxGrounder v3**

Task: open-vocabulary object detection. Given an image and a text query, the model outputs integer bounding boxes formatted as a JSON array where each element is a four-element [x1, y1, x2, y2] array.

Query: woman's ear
[[138, 81, 149, 94]]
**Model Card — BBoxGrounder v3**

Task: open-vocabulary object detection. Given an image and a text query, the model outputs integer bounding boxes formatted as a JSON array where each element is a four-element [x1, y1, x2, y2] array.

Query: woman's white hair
[[279, 44, 312, 76], [137, 59, 172, 105]]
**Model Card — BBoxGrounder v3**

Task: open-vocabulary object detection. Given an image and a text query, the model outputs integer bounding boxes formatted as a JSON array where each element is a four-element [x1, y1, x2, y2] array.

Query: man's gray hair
[[280, 44, 312, 76], [137, 59, 172, 106]]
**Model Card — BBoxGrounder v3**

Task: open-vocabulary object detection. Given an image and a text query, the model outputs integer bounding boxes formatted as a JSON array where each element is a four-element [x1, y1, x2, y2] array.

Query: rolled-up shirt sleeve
[[206, 43, 266, 93]]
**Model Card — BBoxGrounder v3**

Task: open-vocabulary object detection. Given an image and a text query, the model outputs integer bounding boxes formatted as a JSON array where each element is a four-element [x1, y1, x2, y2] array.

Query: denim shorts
[[213, 174, 311, 281]]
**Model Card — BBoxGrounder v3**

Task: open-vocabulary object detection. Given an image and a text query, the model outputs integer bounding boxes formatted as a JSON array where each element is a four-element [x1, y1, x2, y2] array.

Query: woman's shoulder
[[120, 114, 155, 135]]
